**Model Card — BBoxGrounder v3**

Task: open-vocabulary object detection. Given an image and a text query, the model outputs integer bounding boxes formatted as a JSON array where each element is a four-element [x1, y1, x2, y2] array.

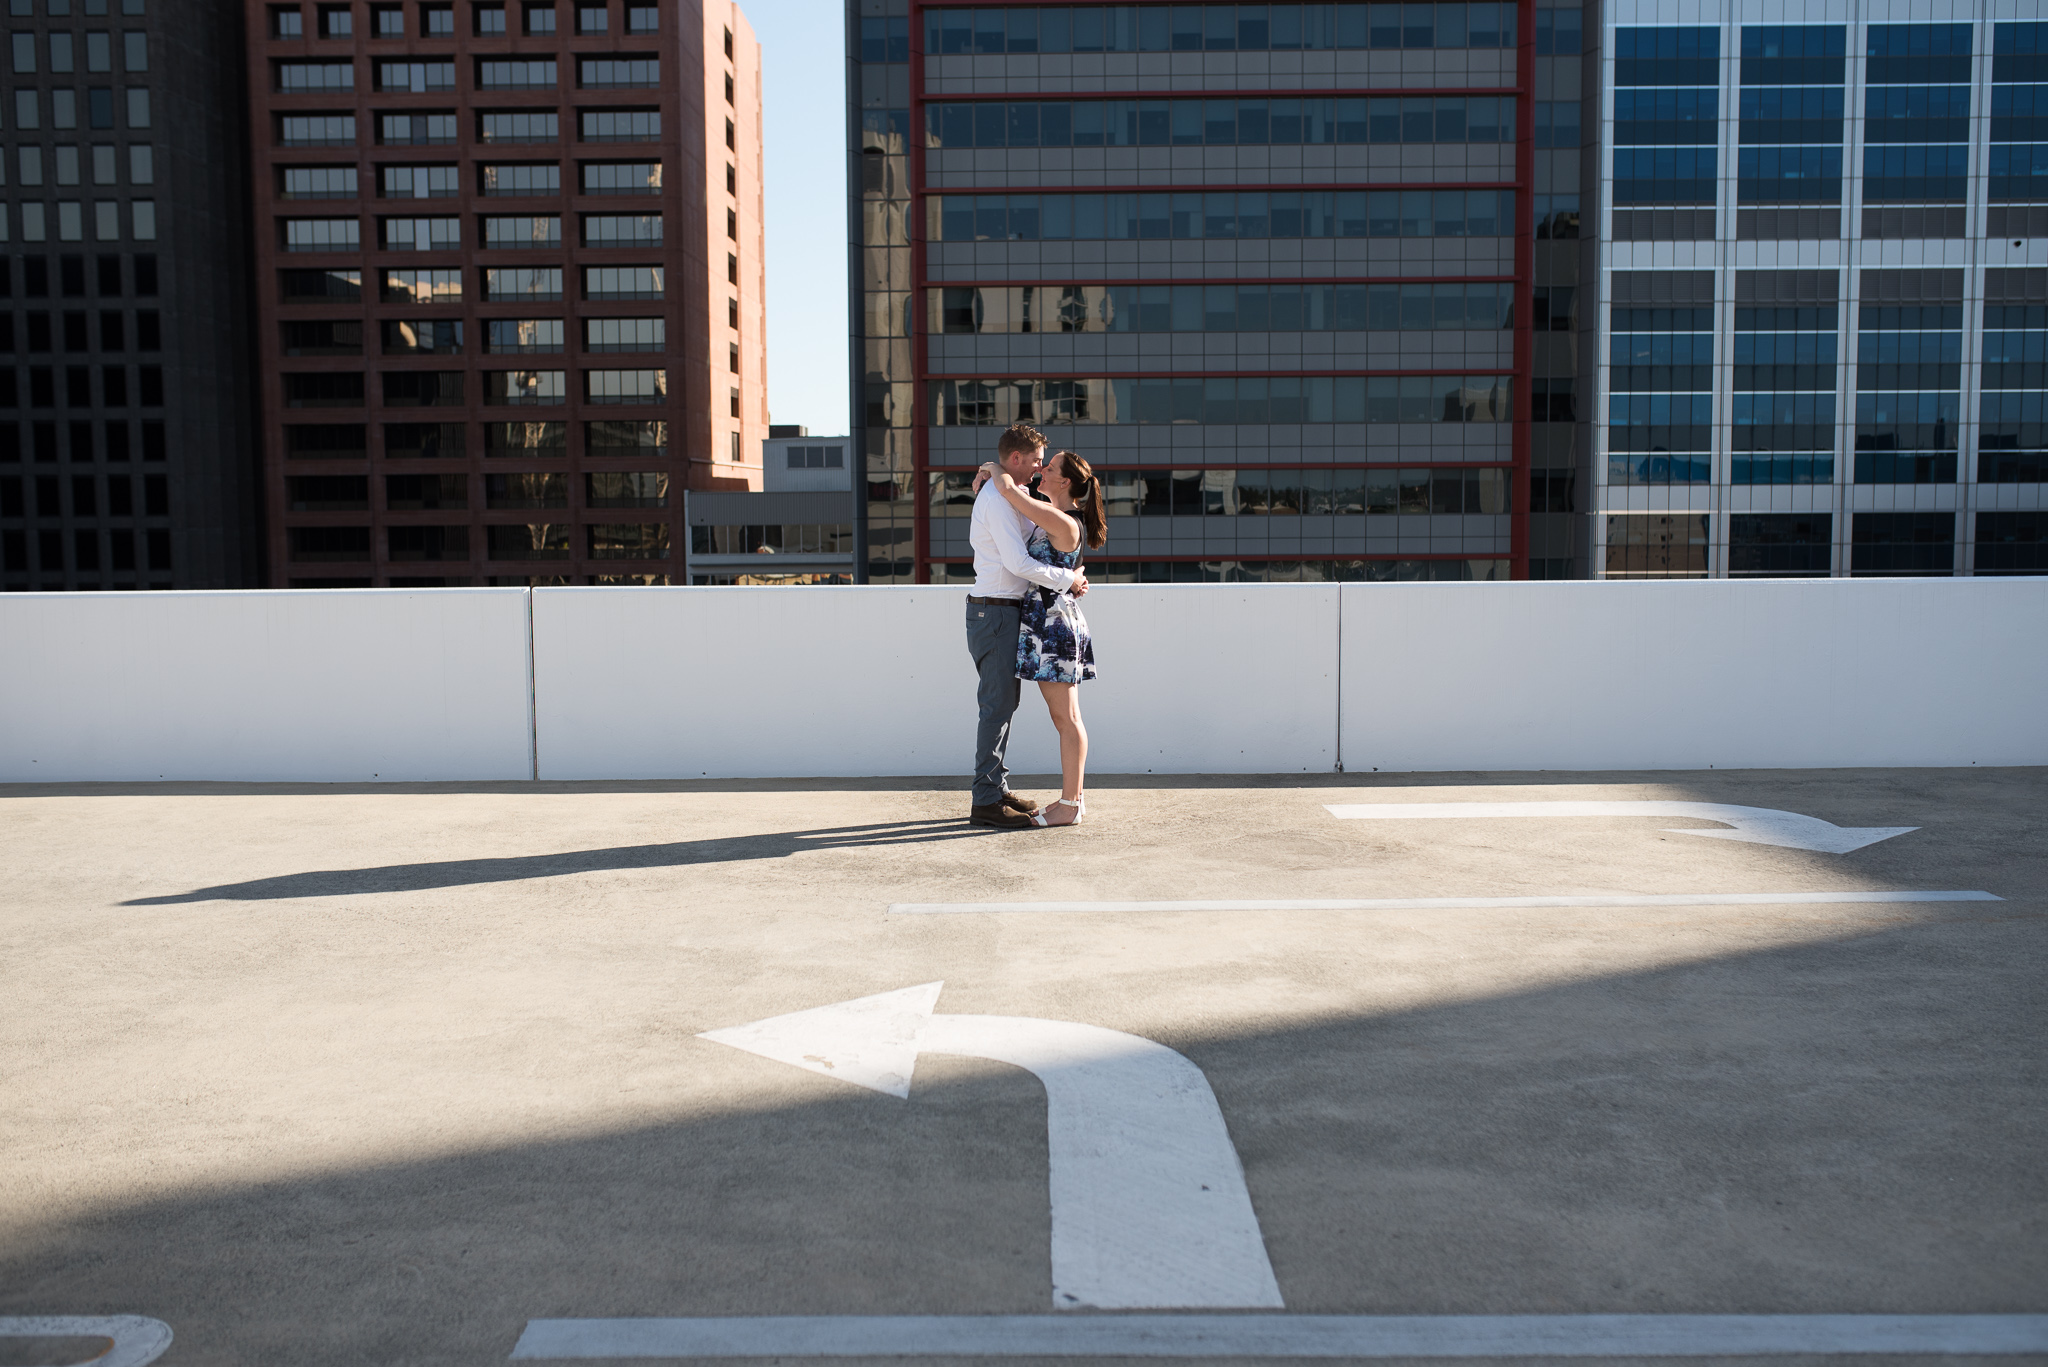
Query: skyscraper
[[250, 0, 766, 588], [851, 0, 1593, 584], [0, 0, 260, 592], [1597, 7, 2048, 578]]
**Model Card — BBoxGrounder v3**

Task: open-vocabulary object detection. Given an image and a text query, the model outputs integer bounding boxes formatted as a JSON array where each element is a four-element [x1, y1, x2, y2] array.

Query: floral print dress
[[1016, 526, 1096, 684]]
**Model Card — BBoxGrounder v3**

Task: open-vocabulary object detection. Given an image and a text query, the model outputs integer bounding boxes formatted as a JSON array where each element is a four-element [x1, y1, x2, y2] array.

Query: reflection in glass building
[[849, 0, 1584, 583]]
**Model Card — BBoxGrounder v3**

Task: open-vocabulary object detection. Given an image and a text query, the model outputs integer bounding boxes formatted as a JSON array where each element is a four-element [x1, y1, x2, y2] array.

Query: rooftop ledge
[[2, 579, 2045, 783]]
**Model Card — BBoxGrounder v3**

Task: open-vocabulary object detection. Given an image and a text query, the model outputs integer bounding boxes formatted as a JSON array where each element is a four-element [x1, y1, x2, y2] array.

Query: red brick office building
[[248, 0, 765, 585]]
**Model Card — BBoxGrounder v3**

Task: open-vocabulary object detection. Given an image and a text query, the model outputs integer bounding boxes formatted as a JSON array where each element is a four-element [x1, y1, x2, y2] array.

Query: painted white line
[[699, 984, 1283, 1312], [510, 1313, 2048, 1359], [888, 891, 2001, 915], [1323, 801, 1916, 853], [0, 1316, 173, 1367]]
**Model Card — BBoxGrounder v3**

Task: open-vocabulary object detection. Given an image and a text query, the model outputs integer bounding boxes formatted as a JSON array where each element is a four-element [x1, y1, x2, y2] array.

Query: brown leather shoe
[[1000, 792, 1040, 815], [969, 803, 1038, 830]]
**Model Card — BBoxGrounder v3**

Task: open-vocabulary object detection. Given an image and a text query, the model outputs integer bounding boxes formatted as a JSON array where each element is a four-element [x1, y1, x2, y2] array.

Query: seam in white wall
[[525, 588, 539, 781], [1333, 583, 1345, 773]]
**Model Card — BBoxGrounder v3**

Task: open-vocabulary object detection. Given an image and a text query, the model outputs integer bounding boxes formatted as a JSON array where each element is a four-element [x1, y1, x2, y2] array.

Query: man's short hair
[[996, 423, 1048, 460]]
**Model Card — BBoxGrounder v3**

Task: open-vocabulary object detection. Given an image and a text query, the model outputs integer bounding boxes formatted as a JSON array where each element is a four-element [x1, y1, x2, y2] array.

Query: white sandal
[[1032, 795, 1085, 827]]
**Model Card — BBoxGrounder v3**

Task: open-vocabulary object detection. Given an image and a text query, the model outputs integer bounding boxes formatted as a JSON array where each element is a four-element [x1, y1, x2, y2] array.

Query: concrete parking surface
[[1, 768, 2044, 1366]]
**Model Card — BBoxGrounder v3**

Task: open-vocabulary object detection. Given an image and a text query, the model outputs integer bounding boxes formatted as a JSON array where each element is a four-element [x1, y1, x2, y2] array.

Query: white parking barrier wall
[[5, 579, 2045, 782], [0, 589, 536, 782], [529, 584, 1338, 779], [1338, 578, 2048, 772]]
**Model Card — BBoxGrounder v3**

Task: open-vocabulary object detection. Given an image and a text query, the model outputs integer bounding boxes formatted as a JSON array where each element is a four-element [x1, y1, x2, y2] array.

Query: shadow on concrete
[[121, 819, 996, 905], [3, 912, 2043, 1366]]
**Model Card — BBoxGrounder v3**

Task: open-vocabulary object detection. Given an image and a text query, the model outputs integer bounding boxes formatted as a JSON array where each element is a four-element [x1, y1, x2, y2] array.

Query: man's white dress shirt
[[968, 479, 1079, 598]]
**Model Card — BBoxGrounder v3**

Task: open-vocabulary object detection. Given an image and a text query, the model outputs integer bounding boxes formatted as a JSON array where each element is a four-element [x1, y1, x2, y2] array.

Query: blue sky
[[751, 0, 851, 436]]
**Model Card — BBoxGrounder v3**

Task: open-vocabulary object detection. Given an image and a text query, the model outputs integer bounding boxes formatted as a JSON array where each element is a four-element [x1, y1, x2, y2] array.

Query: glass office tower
[[1596, 5, 2048, 578], [0, 0, 259, 591], [849, 0, 1600, 584]]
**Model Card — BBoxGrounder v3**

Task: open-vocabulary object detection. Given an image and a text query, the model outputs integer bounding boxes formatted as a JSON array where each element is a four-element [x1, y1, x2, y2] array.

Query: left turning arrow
[[699, 983, 1284, 1312]]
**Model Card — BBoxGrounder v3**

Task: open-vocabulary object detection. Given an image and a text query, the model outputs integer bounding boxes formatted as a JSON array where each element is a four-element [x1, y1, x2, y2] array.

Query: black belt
[[966, 595, 1024, 607]]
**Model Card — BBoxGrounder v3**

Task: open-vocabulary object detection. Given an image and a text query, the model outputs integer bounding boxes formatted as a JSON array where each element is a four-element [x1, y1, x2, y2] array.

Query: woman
[[975, 450, 1106, 827]]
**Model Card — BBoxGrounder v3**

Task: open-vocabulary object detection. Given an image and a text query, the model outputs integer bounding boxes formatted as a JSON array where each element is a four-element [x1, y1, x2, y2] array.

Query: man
[[964, 422, 1089, 829]]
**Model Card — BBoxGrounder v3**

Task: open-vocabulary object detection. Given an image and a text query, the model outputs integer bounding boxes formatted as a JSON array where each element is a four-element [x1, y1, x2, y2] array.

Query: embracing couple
[[963, 422, 1108, 831]]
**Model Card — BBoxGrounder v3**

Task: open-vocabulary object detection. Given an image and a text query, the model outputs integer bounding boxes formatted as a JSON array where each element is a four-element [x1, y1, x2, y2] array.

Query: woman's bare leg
[[1038, 682, 1087, 822]]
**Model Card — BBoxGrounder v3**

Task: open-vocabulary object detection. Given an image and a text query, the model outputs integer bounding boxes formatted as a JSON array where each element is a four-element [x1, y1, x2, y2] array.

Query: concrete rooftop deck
[[1, 769, 2044, 1365]]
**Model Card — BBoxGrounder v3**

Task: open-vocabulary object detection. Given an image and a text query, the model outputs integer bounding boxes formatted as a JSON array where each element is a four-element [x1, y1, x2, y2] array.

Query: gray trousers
[[966, 599, 1023, 807]]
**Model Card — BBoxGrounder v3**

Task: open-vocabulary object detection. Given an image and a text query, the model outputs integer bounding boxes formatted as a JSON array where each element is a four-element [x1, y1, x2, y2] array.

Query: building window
[[372, 4, 403, 35], [728, 431, 742, 463], [722, 25, 732, 57], [380, 215, 460, 250], [273, 6, 304, 36], [380, 164, 459, 198], [575, 4, 605, 33], [484, 318, 562, 353], [584, 316, 662, 352], [474, 2, 505, 35], [1607, 271, 1713, 485], [380, 319, 463, 354], [1976, 512, 2048, 575], [283, 217, 362, 251], [723, 72, 734, 105], [422, 4, 453, 36], [482, 266, 561, 301], [1855, 270, 1964, 484], [1730, 514, 1832, 577], [478, 110, 557, 143], [523, 2, 553, 34], [729, 387, 739, 418], [586, 470, 666, 507], [725, 162, 735, 195], [485, 524, 571, 560], [726, 208, 737, 239], [481, 214, 560, 248], [479, 162, 561, 196], [579, 108, 659, 142], [1605, 514, 1708, 579], [587, 522, 670, 559], [583, 367, 665, 404], [728, 342, 739, 373], [275, 61, 351, 92], [484, 369, 567, 405], [279, 113, 356, 147], [318, 4, 352, 37], [624, 3, 653, 33], [1851, 512, 1954, 576], [474, 58, 553, 89], [727, 253, 737, 284], [728, 298, 739, 330], [382, 267, 461, 302], [578, 55, 658, 88], [582, 161, 661, 194], [582, 212, 660, 246], [581, 264, 662, 300], [724, 117, 734, 149], [485, 472, 569, 509]]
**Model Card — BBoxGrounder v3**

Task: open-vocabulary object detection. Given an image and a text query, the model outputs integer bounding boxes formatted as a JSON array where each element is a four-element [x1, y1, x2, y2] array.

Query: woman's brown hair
[[1053, 451, 1108, 549]]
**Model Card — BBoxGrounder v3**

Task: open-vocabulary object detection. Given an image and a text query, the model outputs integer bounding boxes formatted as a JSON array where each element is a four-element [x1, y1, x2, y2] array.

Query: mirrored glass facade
[[851, 0, 1592, 583], [1597, 9, 2048, 579]]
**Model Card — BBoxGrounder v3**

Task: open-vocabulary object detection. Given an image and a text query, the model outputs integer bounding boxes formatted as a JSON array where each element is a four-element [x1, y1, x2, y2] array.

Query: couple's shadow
[[122, 818, 993, 906]]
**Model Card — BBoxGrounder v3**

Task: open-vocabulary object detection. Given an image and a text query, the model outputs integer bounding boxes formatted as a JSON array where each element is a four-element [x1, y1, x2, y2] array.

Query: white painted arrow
[[1324, 801, 1916, 854], [0, 1317, 172, 1367], [699, 983, 1284, 1312]]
